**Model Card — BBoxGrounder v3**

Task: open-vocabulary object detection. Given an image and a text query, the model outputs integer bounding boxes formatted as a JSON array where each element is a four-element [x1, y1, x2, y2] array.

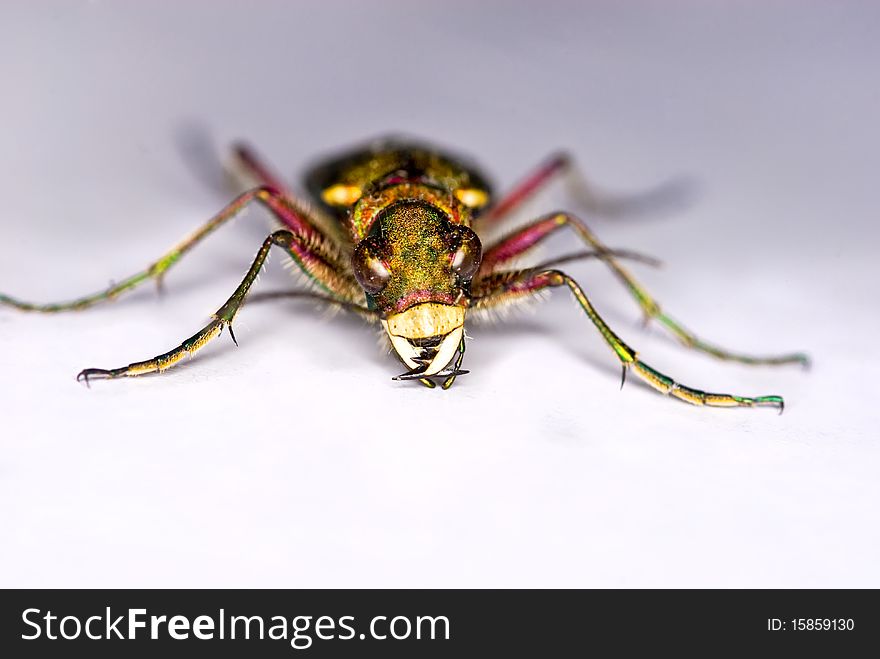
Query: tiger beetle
[[0, 137, 808, 409]]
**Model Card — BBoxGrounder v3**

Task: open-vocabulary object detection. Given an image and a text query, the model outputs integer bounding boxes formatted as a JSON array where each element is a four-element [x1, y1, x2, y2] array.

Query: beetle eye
[[450, 227, 482, 281], [352, 240, 390, 294]]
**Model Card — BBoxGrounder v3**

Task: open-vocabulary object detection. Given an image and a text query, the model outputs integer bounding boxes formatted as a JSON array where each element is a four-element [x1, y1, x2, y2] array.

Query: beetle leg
[[0, 186, 354, 312], [230, 142, 293, 194], [475, 152, 687, 231], [476, 153, 570, 229], [76, 229, 363, 382], [476, 213, 809, 368], [228, 143, 346, 246], [472, 268, 786, 412]]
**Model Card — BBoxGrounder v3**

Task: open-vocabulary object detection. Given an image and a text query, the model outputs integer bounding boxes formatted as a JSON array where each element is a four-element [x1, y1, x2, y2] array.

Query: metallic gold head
[[350, 199, 481, 378]]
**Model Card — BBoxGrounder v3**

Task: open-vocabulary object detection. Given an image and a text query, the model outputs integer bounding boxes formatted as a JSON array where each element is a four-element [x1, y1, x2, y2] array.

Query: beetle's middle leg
[[77, 227, 365, 383], [0, 186, 343, 313], [476, 212, 809, 368]]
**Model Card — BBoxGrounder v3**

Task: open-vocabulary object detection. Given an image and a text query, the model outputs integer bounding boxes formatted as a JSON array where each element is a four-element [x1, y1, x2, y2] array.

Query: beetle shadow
[[470, 314, 699, 399], [465, 314, 623, 382], [90, 290, 385, 383], [244, 290, 389, 367], [565, 173, 701, 223], [242, 290, 622, 382], [173, 120, 233, 197]]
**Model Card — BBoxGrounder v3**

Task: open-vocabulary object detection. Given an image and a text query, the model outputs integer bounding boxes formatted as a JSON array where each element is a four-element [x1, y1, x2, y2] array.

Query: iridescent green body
[[0, 137, 808, 408]]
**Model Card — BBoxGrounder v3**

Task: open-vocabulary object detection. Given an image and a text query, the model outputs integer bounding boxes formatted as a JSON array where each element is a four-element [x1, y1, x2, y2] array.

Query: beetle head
[[351, 200, 481, 377]]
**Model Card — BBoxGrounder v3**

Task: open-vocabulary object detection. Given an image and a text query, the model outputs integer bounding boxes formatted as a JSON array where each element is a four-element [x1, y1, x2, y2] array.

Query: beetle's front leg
[[477, 213, 809, 368], [471, 268, 786, 411], [77, 229, 365, 383]]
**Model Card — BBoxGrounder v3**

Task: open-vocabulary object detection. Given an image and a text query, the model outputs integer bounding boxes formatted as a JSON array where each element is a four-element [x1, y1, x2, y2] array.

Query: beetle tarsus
[[76, 368, 118, 387]]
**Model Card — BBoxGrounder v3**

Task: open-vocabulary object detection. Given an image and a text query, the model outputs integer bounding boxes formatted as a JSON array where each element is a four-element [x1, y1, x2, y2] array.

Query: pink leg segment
[[479, 153, 569, 227], [233, 142, 293, 196]]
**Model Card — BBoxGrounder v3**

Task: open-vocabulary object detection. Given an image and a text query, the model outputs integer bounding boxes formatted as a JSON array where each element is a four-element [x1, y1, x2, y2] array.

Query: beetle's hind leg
[[474, 152, 689, 232], [477, 212, 809, 368], [472, 269, 786, 412], [229, 142, 292, 195]]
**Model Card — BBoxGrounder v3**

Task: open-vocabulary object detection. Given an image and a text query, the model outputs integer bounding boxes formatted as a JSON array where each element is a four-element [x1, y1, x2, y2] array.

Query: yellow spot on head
[[454, 187, 489, 209], [321, 183, 362, 207]]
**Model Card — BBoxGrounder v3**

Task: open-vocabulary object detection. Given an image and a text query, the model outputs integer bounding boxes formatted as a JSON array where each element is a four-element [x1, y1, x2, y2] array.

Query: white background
[[1, 1, 877, 587]]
